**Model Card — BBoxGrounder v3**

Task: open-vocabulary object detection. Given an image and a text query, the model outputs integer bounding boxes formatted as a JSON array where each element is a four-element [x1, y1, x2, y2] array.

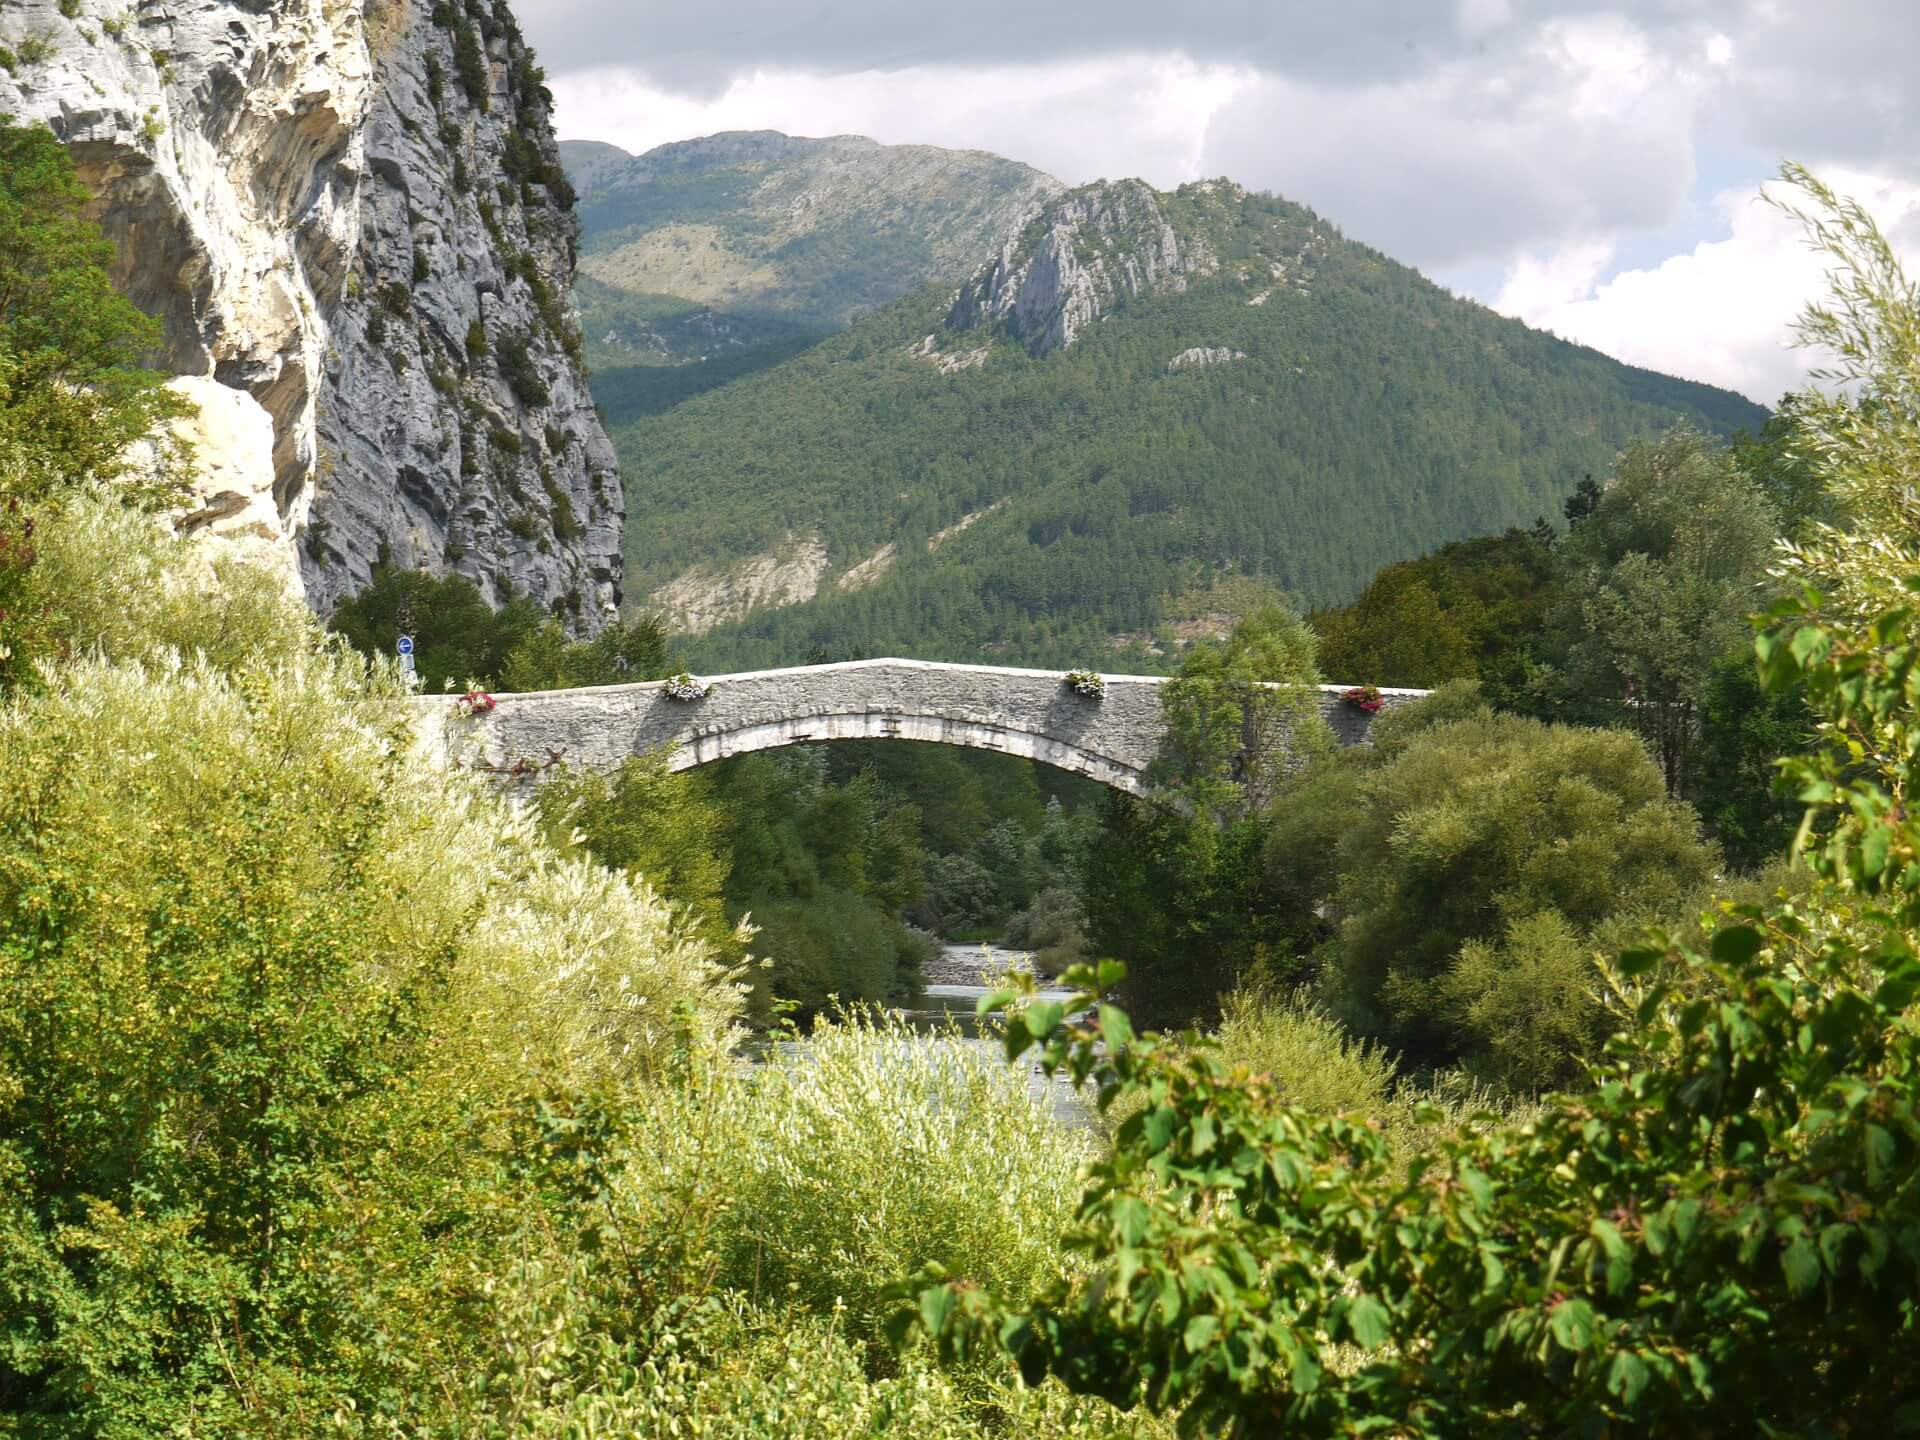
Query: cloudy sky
[[521, 1, 1920, 404]]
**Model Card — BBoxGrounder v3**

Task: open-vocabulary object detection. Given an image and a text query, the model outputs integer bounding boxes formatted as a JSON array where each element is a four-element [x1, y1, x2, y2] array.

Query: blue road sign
[[397, 634, 415, 656]]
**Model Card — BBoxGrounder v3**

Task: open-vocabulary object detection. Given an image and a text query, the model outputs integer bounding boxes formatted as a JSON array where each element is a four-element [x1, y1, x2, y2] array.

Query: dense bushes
[[328, 560, 546, 689], [0, 495, 745, 1431], [698, 1013, 1090, 1341], [1309, 693, 1718, 1085], [441, 1012, 1143, 1435]]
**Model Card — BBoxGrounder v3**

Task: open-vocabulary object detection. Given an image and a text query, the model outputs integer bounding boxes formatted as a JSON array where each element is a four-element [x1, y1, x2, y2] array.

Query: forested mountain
[[562, 130, 1065, 454], [599, 175, 1768, 668]]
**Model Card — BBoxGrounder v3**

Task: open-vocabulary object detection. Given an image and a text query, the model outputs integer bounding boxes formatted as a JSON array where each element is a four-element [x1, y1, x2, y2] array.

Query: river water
[[895, 944, 1091, 1125]]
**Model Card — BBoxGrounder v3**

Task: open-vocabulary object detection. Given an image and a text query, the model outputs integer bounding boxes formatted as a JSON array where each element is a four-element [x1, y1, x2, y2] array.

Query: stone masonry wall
[[422, 658, 1428, 794]]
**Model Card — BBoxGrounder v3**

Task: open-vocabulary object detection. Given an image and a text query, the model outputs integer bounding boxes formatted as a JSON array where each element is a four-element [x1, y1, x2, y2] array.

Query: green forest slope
[[604, 179, 1767, 671]]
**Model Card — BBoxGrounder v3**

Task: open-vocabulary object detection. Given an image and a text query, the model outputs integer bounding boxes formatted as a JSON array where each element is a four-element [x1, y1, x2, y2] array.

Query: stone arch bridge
[[428, 658, 1428, 796]]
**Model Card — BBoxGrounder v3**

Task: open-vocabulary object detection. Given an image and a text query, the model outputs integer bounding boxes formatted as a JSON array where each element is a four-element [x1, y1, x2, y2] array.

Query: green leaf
[[1549, 1298, 1596, 1352], [1344, 1294, 1391, 1350], [1618, 945, 1664, 977], [1098, 1003, 1134, 1051], [1184, 1314, 1220, 1353], [1866, 1125, 1897, 1187], [1782, 1236, 1820, 1296], [999, 1016, 1031, 1062], [1789, 625, 1830, 666], [1861, 824, 1892, 881], [975, 986, 1019, 1017], [1142, 1107, 1175, 1154], [1608, 1350, 1651, 1406], [1113, 1195, 1150, 1245], [1097, 959, 1126, 990], [919, 1285, 956, 1337], [1710, 926, 1763, 966], [1023, 1001, 1064, 1041], [1590, 1218, 1633, 1296]]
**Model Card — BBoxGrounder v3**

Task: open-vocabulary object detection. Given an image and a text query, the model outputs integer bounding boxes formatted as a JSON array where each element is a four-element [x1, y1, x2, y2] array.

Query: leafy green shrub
[[0, 491, 45, 692], [468, 1268, 1170, 1437], [1005, 885, 1090, 976], [31, 489, 320, 674], [1315, 701, 1717, 1074], [536, 752, 745, 966], [452, 18, 489, 107], [749, 891, 922, 1010], [329, 561, 544, 690], [919, 851, 998, 933], [705, 1012, 1091, 1344], [0, 494, 743, 1431], [0, 121, 186, 499], [498, 331, 552, 407], [499, 610, 671, 691], [1439, 909, 1599, 1094]]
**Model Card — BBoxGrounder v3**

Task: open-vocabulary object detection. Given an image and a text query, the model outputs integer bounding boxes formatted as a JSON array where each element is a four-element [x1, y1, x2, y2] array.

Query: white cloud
[[1492, 241, 1615, 317], [1492, 172, 1920, 403], [1197, 16, 1698, 272], [551, 56, 1258, 189]]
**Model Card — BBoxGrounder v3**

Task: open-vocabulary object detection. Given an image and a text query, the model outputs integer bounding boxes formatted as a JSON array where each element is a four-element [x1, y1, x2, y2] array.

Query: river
[[897, 943, 1091, 1125]]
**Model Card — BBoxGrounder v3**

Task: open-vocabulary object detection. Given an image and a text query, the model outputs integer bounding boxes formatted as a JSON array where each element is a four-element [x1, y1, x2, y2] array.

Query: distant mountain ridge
[[593, 169, 1769, 667], [559, 131, 1064, 330]]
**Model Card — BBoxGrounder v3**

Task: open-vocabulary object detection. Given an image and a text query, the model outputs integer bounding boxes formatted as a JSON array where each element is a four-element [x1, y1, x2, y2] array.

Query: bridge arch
[[423, 657, 1425, 794], [666, 707, 1153, 793]]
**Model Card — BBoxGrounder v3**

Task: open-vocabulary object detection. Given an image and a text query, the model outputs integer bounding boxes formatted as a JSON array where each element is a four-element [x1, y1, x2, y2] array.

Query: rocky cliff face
[[945, 179, 1221, 357], [0, 0, 620, 626]]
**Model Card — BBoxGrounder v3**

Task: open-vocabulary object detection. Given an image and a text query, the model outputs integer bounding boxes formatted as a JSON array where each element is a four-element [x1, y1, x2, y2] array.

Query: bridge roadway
[[424, 657, 1429, 795]]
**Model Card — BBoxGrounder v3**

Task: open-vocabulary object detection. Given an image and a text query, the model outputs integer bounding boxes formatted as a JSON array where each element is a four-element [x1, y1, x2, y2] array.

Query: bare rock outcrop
[[946, 179, 1220, 357], [0, 0, 620, 627]]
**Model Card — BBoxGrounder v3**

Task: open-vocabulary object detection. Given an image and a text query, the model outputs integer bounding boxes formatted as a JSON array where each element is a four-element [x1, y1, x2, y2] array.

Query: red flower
[[458, 688, 497, 715], [1341, 685, 1385, 714]]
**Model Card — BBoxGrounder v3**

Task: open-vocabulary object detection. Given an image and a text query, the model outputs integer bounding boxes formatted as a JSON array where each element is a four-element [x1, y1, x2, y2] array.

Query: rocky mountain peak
[[944, 178, 1220, 357]]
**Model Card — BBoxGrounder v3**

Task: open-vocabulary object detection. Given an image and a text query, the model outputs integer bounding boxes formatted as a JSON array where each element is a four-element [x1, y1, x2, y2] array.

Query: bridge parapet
[[418, 658, 1429, 794]]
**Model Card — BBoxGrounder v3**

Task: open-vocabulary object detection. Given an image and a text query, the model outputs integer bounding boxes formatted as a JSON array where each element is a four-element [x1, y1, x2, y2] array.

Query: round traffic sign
[[397, 634, 415, 656]]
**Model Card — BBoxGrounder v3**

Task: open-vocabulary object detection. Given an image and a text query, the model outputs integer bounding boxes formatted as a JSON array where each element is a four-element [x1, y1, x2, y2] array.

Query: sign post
[[397, 634, 417, 685]]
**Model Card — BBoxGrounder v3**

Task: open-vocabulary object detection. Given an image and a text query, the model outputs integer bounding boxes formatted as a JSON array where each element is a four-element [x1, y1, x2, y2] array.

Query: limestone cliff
[[0, 0, 620, 626], [945, 179, 1222, 357]]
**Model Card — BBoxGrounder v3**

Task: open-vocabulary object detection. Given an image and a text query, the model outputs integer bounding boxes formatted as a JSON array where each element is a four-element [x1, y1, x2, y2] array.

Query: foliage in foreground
[[452, 1011, 1161, 1437], [896, 167, 1920, 1437], [0, 494, 744, 1433], [0, 119, 186, 502]]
